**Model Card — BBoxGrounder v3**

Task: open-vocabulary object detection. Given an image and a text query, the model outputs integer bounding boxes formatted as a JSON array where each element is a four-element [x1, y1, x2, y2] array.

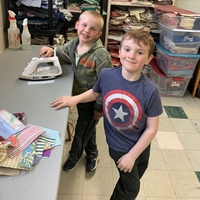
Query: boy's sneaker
[[62, 159, 77, 171], [86, 156, 100, 173]]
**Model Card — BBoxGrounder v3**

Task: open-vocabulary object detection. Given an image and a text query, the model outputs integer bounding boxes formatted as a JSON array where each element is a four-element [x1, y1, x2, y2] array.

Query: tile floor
[[57, 90, 200, 200]]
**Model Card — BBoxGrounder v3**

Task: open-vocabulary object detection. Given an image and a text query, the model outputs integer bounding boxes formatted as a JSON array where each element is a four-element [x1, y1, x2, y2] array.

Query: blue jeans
[[109, 144, 151, 200]]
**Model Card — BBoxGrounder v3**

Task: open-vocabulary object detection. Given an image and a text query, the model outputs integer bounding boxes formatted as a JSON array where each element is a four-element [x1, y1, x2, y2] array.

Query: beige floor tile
[[169, 171, 200, 198], [190, 119, 200, 134], [177, 96, 200, 108], [151, 137, 159, 148], [138, 179, 146, 197], [57, 194, 81, 200], [170, 119, 196, 133], [177, 198, 200, 200], [156, 131, 183, 150], [185, 150, 200, 171], [112, 166, 119, 187], [68, 112, 78, 122], [96, 118, 104, 128], [83, 167, 113, 195], [148, 145, 167, 170], [146, 198, 177, 200], [161, 149, 193, 171], [158, 117, 175, 132], [82, 194, 110, 200], [177, 132, 200, 150], [182, 107, 200, 119], [96, 127, 107, 146], [136, 197, 146, 200], [142, 170, 175, 198], [161, 97, 180, 106], [193, 98, 200, 108], [58, 167, 85, 194], [97, 145, 112, 168], [160, 108, 168, 118], [70, 106, 78, 113]]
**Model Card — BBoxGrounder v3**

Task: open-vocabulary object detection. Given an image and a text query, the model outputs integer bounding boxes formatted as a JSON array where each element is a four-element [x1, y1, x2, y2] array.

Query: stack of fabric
[[67, 0, 101, 12], [107, 4, 157, 67], [0, 110, 60, 176]]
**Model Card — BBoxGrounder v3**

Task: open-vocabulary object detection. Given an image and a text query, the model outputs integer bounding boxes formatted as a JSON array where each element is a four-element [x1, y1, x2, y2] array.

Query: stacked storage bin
[[150, 13, 200, 97]]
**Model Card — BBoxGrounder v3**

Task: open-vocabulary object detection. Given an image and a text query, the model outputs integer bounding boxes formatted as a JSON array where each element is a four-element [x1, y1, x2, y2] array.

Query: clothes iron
[[19, 52, 62, 80]]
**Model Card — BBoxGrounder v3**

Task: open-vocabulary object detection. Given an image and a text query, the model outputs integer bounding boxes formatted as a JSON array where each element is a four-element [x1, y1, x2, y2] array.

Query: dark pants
[[109, 144, 151, 200], [69, 101, 99, 162]]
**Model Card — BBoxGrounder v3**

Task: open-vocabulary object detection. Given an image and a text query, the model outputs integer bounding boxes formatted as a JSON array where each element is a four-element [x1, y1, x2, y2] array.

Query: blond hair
[[79, 10, 104, 31], [121, 30, 155, 57]]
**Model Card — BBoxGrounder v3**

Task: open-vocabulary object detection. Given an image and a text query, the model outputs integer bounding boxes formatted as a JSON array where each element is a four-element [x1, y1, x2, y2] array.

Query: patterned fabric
[[8, 125, 45, 159], [0, 144, 8, 163], [19, 141, 37, 169], [0, 167, 20, 176], [0, 110, 26, 139], [0, 152, 28, 170], [2, 135, 18, 147], [36, 135, 55, 156], [33, 135, 55, 165]]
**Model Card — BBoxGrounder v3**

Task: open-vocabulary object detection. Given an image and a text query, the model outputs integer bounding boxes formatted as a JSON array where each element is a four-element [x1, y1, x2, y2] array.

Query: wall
[[175, 0, 200, 13], [174, 0, 200, 13], [0, 0, 7, 54]]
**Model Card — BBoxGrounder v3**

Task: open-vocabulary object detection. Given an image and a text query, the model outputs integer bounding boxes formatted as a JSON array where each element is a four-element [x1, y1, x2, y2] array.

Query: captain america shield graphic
[[103, 89, 142, 132]]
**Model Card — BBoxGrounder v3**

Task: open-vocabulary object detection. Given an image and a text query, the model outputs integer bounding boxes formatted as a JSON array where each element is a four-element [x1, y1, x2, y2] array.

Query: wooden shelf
[[111, 1, 154, 7], [105, 0, 154, 48]]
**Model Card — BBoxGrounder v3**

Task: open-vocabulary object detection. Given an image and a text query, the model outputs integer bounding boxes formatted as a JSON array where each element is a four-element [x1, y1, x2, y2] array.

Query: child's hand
[[117, 153, 136, 173], [40, 46, 54, 58], [51, 96, 76, 111]]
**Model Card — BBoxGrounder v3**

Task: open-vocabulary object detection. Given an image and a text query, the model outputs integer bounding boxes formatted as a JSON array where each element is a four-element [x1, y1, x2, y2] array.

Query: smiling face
[[119, 30, 154, 79], [75, 11, 103, 45], [119, 39, 153, 74]]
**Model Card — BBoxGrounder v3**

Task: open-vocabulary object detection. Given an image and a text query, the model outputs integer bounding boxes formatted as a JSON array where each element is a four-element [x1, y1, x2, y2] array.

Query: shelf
[[28, 22, 65, 37], [105, 0, 155, 48], [111, 1, 154, 7]]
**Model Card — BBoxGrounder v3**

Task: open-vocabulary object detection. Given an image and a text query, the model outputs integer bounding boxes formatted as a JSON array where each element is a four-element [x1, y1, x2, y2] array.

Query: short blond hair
[[121, 30, 155, 57], [79, 10, 104, 31]]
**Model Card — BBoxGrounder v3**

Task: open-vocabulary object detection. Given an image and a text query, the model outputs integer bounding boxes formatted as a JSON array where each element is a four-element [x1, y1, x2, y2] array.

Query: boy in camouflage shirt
[[40, 10, 113, 172]]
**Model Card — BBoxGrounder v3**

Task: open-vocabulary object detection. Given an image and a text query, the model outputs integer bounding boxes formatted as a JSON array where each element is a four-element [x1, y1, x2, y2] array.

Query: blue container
[[156, 43, 200, 77], [159, 23, 200, 54]]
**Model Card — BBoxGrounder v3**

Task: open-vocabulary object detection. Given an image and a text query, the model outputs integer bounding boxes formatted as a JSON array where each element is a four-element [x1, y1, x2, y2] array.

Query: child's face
[[75, 14, 102, 44], [119, 38, 153, 74]]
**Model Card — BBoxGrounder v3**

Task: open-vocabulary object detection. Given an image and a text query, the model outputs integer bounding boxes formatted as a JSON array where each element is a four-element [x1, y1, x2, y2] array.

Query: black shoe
[[62, 159, 77, 171], [86, 157, 99, 173]]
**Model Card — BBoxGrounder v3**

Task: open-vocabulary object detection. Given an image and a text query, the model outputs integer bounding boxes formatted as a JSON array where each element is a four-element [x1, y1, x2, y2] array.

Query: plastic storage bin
[[159, 23, 200, 54], [156, 43, 200, 77], [159, 13, 200, 30], [150, 58, 191, 97]]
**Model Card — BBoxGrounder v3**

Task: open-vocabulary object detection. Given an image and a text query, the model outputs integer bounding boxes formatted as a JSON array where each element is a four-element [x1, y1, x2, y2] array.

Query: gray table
[[0, 46, 74, 200]]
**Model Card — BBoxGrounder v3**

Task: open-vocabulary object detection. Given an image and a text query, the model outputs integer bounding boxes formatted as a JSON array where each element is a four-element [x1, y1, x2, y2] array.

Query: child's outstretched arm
[[51, 89, 101, 111]]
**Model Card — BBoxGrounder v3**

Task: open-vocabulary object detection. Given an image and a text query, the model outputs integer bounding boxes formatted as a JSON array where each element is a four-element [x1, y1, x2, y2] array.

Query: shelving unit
[[104, 0, 154, 48], [4, 0, 67, 45]]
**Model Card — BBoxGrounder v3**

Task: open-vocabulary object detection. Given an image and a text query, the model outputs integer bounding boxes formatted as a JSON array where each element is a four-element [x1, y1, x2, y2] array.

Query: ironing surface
[[19, 55, 62, 80]]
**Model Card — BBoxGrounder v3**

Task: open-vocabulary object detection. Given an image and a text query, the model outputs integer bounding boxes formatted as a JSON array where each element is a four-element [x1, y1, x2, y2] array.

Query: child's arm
[[117, 116, 159, 173], [51, 89, 101, 111]]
